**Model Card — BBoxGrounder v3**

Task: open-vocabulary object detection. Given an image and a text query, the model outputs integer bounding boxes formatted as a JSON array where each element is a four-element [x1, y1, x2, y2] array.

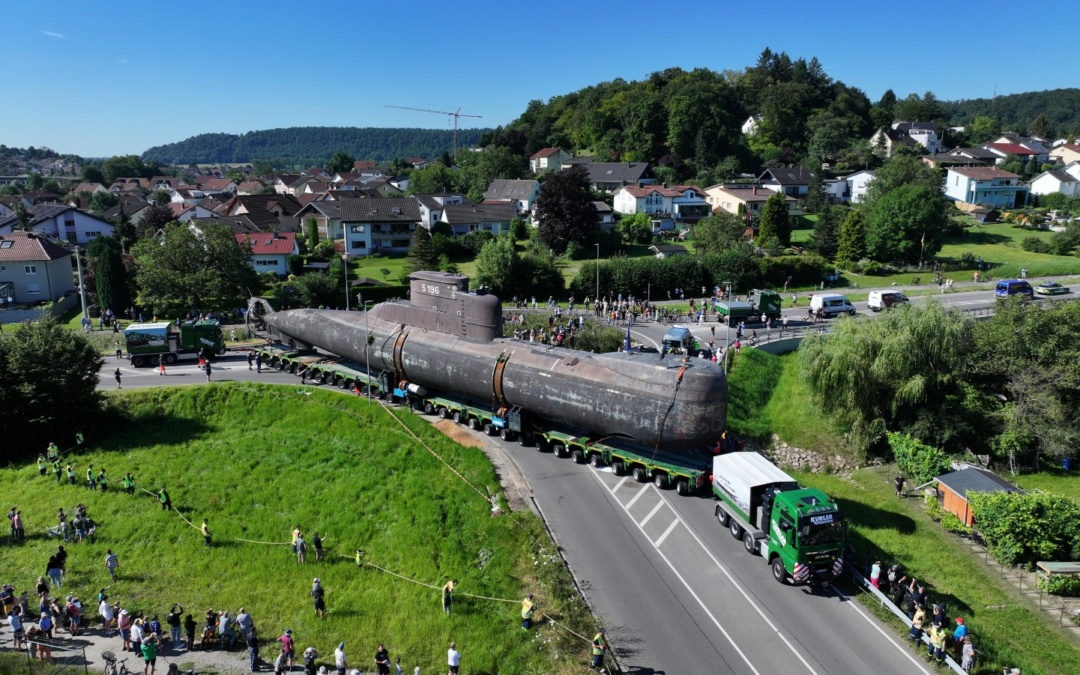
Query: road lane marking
[[830, 586, 934, 675], [623, 483, 649, 510], [654, 518, 680, 547], [628, 329, 659, 349], [612, 475, 629, 494], [638, 500, 665, 527]]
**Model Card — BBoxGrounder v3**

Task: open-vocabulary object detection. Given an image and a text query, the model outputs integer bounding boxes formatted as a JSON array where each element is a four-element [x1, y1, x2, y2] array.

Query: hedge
[[969, 491, 1080, 568]]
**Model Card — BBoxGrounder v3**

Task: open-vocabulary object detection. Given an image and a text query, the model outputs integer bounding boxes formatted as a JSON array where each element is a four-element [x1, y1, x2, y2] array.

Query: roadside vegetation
[[0, 384, 594, 674]]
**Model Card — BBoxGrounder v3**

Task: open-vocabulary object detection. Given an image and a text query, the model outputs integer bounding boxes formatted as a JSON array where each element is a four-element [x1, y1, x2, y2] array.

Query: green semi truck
[[124, 320, 226, 367], [712, 452, 845, 588]]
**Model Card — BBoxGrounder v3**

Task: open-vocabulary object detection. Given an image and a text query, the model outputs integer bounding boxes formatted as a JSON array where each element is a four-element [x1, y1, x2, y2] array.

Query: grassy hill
[[1, 384, 592, 674]]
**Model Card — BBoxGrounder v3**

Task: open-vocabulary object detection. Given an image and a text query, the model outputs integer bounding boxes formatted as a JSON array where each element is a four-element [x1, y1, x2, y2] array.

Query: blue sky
[[3, 0, 1077, 158]]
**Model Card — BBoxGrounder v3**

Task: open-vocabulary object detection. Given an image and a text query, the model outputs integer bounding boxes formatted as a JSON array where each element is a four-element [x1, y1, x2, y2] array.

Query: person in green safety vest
[[355, 549, 364, 568], [97, 469, 108, 493], [37, 455, 48, 477], [86, 464, 97, 490], [122, 473, 135, 495], [520, 593, 535, 630], [66, 464, 76, 485], [158, 487, 171, 511], [591, 628, 607, 670], [47, 442, 59, 462], [52, 460, 62, 483]]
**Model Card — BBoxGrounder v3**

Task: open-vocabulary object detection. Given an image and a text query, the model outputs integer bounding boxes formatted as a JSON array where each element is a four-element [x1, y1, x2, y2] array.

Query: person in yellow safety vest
[[97, 469, 108, 493], [87, 464, 97, 491], [47, 442, 59, 462], [52, 459, 62, 483], [591, 629, 607, 670], [521, 593, 535, 630], [928, 624, 947, 663], [66, 464, 76, 485], [122, 473, 135, 495], [37, 455, 48, 477], [355, 549, 364, 568], [909, 603, 925, 643]]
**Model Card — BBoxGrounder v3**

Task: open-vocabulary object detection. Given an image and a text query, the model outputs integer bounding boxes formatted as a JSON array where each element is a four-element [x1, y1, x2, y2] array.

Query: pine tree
[[813, 206, 842, 261], [407, 227, 440, 273], [756, 191, 791, 247], [836, 209, 866, 266], [805, 171, 826, 214], [113, 209, 137, 252]]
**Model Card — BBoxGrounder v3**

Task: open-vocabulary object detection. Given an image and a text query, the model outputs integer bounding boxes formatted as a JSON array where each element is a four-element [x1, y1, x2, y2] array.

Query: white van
[[809, 293, 857, 317], [867, 290, 909, 312]]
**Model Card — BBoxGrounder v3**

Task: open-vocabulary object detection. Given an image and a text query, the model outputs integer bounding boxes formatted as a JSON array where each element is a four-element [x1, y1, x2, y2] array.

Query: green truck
[[125, 320, 226, 367], [747, 289, 783, 320], [712, 301, 756, 324], [712, 452, 846, 588]]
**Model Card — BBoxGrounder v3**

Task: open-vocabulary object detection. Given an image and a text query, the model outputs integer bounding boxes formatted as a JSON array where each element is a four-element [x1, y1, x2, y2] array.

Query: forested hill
[[140, 127, 492, 165], [942, 88, 1080, 137]]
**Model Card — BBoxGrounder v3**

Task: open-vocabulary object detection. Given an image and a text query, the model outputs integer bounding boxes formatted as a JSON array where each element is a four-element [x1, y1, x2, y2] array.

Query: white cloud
[[41, 30, 65, 39]]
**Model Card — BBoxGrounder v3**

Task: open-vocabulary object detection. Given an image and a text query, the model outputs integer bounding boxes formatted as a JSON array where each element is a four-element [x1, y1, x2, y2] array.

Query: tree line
[[140, 127, 492, 165], [942, 87, 1080, 139]]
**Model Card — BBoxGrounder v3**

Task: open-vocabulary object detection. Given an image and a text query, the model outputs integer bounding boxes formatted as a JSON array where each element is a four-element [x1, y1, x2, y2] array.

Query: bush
[[1021, 237, 1053, 254], [888, 432, 952, 484], [860, 260, 883, 275], [756, 254, 827, 287], [944, 219, 967, 237], [1036, 574, 1080, 597], [569, 255, 712, 300], [924, 492, 946, 521], [968, 491, 1080, 568], [287, 254, 304, 277], [959, 252, 976, 270], [460, 230, 495, 256], [940, 512, 972, 534]]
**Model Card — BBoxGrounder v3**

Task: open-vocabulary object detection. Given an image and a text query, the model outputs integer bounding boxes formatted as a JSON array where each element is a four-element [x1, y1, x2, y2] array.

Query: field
[[0, 384, 592, 674], [1012, 467, 1080, 505]]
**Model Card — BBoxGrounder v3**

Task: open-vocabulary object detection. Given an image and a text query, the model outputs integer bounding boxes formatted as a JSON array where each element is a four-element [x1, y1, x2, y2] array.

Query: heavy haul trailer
[[712, 452, 846, 587], [254, 344, 380, 392]]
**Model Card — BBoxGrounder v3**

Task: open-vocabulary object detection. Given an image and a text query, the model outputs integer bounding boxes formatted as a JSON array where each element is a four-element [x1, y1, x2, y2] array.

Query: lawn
[[798, 466, 1080, 675], [0, 384, 593, 674], [1012, 467, 1080, 505]]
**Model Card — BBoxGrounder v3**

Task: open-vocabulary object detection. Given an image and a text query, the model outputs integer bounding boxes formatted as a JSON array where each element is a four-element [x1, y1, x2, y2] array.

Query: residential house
[[922, 153, 988, 169], [844, 170, 876, 204], [149, 176, 182, 191], [405, 158, 428, 170], [703, 185, 797, 218], [944, 167, 1027, 209], [340, 198, 422, 256], [983, 143, 1037, 166], [414, 194, 470, 231], [529, 147, 571, 174], [593, 201, 615, 230], [758, 167, 814, 198], [101, 198, 151, 227], [109, 177, 148, 193], [995, 133, 1051, 164], [170, 188, 207, 205], [220, 194, 303, 233], [1050, 143, 1080, 166], [294, 201, 345, 241], [823, 178, 849, 203], [192, 177, 237, 196], [73, 182, 107, 194], [168, 202, 216, 222], [585, 162, 652, 193], [441, 202, 516, 236], [893, 122, 941, 153], [389, 176, 410, 192], [0, 175, 29, 187], [483, 179, 540, 214], [353, 160, 379, 172], [272, 174, 304, 195], [670, 186, 710, 222], [1065, 161, 1080, 183], [613, 186, 681, 216], [870, 127, 919, 157], [361, 178, 404, 197], [236, 231, 299, 277], [946, 147, 1001, 164], [1030, 170, 1080, 198], [0, 204, 114, 245], [22, 190, 64, 206], [935, 467, 1023, 528], [236, 179, 267, 195], [0, 200, 13, 220], [741, 115, 763, 136], [0, 231, 74, 304]]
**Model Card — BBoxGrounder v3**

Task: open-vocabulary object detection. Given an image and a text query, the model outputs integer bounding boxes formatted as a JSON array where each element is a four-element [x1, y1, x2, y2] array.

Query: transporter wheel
[[589, 453, 604, 468], [632, 466, 648, 483], [437, 407, 449, 419], [452, 411, 463, 424], [131, 356, 145, 368], [287, 363, 298, 374], [499, 428, 515, 442], [276, 360, 287, 371], [675, 479, 691, 496], [483, 423, 495, 436], [359, 385, 370, 396], [729, 519, 742, 539], [314, 372, 326, 384], [772, 557, 788, 584], [744, 531, 758, 555], [339, 378, 351, 390], [552, 443, 568, 458], [468, 417, 481, 431], [715, 505, 729, 527], [534, 437, 549, 453], [518, 432, 531, 447], [653, 472, 670, 489], [423, 401, 436, 415], [571, 449, 586, 464], [165, 353, 178, 365], [611, 461, 626, 476]]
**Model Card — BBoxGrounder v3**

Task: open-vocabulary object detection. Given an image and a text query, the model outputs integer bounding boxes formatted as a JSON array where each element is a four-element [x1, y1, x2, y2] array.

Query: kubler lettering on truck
[[712, 452, 845, 589]]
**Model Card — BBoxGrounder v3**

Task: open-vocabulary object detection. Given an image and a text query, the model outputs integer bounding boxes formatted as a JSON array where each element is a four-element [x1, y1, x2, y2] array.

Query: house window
[[0, 241, 12, 249], [64, 218, 75, 229], [27, 284, 40, 294], [350, 225, 366, 234], [85, 231, 101, 239], [24, 265, 37, 275], [351, 241, 367, 251], [255, 260, 277, 267]]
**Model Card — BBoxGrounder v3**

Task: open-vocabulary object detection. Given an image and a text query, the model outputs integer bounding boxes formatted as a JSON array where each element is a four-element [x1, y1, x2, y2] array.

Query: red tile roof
[[621, 185, 682, 198], [0, 231, 71, 262], [168, 203, 194, 217], [235, 231, 296, 255], [986, 143, 1036, 156], [529, 147, 563, 159]]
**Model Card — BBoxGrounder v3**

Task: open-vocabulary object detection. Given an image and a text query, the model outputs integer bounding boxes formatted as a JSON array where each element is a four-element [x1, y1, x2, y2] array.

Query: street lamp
[[595, 243, 600, 302], [342, 253, 350, 310], [359, 292, 374, 405]]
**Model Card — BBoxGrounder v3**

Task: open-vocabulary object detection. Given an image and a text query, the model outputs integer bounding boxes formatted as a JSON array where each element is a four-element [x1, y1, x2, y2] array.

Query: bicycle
[[103, 651, 131, 675]]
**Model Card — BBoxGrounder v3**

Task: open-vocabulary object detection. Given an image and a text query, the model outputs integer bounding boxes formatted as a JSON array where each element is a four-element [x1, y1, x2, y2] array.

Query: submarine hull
[[264, 308, 726, 450]]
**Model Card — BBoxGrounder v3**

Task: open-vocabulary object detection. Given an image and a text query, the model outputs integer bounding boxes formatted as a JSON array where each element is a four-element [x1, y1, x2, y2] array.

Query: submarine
[[258, 271, 727, 451]]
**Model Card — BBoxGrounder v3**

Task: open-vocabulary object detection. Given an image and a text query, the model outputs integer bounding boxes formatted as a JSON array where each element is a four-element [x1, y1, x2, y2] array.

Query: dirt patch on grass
[[432, 419, 537, 516], [434, 419, 485, 448]]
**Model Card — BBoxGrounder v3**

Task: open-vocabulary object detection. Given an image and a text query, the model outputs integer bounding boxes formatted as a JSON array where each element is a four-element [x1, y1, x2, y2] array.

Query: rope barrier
[[234, 538, 292, 546]]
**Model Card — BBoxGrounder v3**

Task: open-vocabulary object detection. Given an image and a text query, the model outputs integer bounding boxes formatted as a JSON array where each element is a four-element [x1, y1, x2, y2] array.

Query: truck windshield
[[799, 518, 844, 546]]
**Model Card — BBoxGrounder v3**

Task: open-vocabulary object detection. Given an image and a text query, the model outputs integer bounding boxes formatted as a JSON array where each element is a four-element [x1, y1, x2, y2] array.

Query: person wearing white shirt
[[99, 599, 115, 637], [334, 641, 347, 675], [447, 642, 461, 674]]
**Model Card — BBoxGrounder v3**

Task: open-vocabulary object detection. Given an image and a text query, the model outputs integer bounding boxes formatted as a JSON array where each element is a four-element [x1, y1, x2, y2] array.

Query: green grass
[[797, 466, 1080, 675], [1, 384, 591, 674], [1013, 467, 1080, 505], [350, 253, 411, 284]]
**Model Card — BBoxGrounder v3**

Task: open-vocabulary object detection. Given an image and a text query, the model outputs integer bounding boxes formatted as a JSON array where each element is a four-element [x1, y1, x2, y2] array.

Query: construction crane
[[386, 105, 483, 162]]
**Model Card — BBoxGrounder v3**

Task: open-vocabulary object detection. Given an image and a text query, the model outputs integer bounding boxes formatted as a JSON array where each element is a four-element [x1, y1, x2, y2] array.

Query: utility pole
[[723, 280, 732, 375], [385, 105, 483, 162], [74, 246, 88, 321], [595, 244, 600, 301]]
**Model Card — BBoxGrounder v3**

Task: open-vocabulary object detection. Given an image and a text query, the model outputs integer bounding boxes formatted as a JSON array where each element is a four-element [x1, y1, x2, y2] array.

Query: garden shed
[[935, 467, 1024, 527]]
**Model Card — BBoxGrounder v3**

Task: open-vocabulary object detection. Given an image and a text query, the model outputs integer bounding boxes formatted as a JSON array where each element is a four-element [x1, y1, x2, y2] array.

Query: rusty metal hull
[[264, 308, 727, 450]]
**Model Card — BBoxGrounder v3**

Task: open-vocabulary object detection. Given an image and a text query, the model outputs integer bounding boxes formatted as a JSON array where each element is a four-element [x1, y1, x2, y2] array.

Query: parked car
[[1034, 281, 1070, 296]]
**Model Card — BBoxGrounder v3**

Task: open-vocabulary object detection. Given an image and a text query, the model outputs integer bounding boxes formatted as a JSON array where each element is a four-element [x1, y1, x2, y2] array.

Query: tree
[[284, 272, 341, 308], [1029, 113, 1055, 140], [407, 164, 456, 194], [1024, 156, 1040, 176], [407, 226, 440, 274], [88, 190, 119, 215], [616, 212, 653, 245], [756, 191, 791, 247], [691, 212, 746, 255], [0, 316, 104, 457], [804, 170, 827, 214], [968, 116, 1001, 144], [26, 172, 44, 190], [835, 209, 866, 266], [102, 155, 150, 184], [139, 202, 174, 238], [327, 151, 356, 174], [474, 235, 524, 298], [534, 164, 598, 255], [305, 218, 320, 249], [863, 154, 941, 204], [14, 203, 32, 232], [81, 165, 106, 185], [88, 237, 130, 314], [132, 221, 258, 315], [870, 89, 896, 130], [112, 209, 138, 252], [865, 184, 950, 264], [813, 205, 843, 261]]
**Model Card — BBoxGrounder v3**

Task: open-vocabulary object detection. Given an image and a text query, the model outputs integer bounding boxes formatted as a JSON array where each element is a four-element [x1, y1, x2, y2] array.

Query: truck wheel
[[552, 443, 568, 458], [314, 372, 326, 384], [772, 558, 788, 584], [632, 466, 648, 483], [423, 401, 436, 415], [132, 356, 145, 368], [165, 353, 178, 365], [499, 428, 514, 441], [653, 473, 669, 489], [482, 423, 495, 436], [589, 453, 604, 468], [534, 437, 548, 452], [452, 411, 463, 424], [518, 432, 531, 447], [729, 520, 742, 539], [287, 363, 297, 374], [571, 449, 586, 464], [437, 407, 449, 419], [744, 531, 757, 555], [468, 418, 481, 431], [339, 378, 350, 390], [675, 479, 691, 496], [715, 505, 729, 527], [611, 461, 626, 476]]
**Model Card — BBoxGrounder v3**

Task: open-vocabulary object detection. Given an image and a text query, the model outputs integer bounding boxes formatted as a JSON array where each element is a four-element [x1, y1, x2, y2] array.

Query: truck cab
[[661, 326, 694, 354], [747, 290, 782, 320]]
